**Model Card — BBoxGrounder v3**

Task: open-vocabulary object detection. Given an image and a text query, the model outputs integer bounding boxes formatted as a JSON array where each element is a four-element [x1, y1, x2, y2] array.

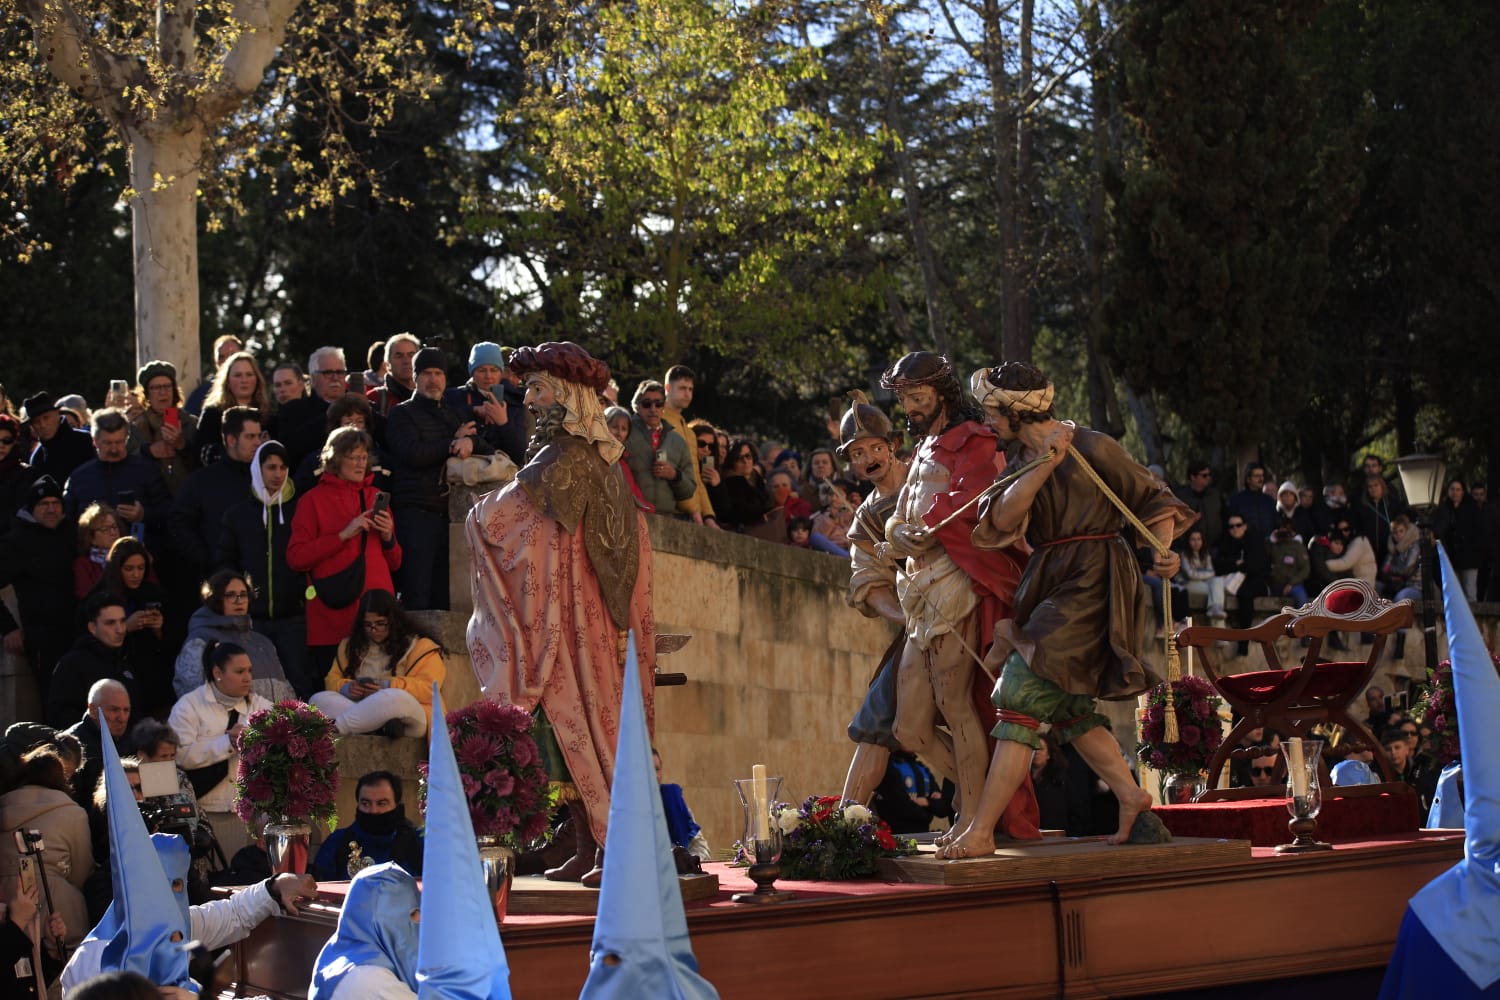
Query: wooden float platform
[[226, 831, 1462, 999], [509, 871, 720, 914]]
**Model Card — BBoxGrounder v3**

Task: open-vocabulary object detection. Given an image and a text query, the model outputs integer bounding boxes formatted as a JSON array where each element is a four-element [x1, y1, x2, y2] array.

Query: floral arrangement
[[419, 700, 556, 848], [1136, 674, 1224, 776], [735, 794, 915, 881], [234, 701, 340, 831], [1416, 653, 1500, 767]]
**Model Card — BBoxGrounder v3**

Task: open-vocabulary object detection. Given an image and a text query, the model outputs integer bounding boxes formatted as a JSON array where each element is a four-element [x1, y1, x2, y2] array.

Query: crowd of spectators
[[1157, 457, 1498, 656], [0, 337, 1489, 992], [0, 336, 887, 991]]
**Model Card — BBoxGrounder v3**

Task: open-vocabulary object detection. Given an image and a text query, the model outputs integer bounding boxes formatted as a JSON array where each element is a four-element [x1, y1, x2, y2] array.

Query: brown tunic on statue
[[973, 427, 1195, 700]]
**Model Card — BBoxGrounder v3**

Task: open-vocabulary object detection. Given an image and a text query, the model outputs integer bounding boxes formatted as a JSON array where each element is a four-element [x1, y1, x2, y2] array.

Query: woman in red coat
[[287, 426, 401, 673]]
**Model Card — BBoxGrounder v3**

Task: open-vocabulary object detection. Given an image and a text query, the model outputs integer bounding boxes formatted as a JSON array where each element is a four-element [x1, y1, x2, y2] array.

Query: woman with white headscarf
[[217, 440, 312, 697]]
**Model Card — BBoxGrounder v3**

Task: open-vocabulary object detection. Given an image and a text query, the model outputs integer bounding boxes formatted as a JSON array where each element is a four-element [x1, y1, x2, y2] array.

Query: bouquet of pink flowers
[[420, 700, 555, 848], [1136, 675, 1224, 776], [234, 701, 340, 830], [1418, 654, 1500, 767]]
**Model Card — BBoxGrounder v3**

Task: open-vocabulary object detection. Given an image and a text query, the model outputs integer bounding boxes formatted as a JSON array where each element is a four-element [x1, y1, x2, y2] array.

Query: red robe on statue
[[917, 420, 1041, 838]]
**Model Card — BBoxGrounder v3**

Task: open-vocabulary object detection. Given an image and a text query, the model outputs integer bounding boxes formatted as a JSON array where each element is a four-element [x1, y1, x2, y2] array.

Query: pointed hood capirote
[[1381, 543, 1500, 996], [309, 862, 422, 1000], [90, 707, 195, 989], [414, 685, 512, 999], [578, 633, 718, 1000]]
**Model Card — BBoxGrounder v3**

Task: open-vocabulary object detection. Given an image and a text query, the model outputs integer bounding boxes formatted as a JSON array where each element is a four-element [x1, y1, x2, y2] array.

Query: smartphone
[[108, 379, 129, 408], [144, 601, 163, 612], [655, 450, 668, 465], [116, 490, 138, 507], [702, 455, 714, 471], [15, 850, 38, 898], [371, 491, 390, 516], [163, 407, 180, 428]]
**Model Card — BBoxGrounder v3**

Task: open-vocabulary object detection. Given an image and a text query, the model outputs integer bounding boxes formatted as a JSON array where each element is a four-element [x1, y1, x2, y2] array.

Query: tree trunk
[[985, 2, 1021, 364], [1123, 383, 1164, 464], [128, 124, 204, 392], [1015, 0, 1034, 358], [876, 30, 951, 359], [1083, 0, 1123, 438]]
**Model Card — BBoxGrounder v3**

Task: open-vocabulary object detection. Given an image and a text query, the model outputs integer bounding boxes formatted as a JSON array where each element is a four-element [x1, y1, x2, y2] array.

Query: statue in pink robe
[[465, 342, 656, 884]]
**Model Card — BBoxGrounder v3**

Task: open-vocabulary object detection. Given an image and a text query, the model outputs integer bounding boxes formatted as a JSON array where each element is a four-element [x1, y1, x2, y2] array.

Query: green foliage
[[1106, 0, 1362, 457], [495, 0, 891, 378]]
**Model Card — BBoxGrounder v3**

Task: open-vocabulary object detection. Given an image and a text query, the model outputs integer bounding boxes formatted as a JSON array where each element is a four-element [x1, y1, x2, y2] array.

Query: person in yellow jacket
[[662, 364, 717, 526], [309, 589, 447, 738]]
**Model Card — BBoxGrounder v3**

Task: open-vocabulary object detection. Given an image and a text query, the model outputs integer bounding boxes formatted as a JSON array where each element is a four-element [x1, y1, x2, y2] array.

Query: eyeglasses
[[315, 369, 350, 378], [1249, 766, 1277, 777], [363, 618, 389, 631], [223, 589, 250, 600], [0, 436, 14, 446], [1228, 522, 1246, 529], [696, 440, 714, 450], [638, 399, 665, 409]]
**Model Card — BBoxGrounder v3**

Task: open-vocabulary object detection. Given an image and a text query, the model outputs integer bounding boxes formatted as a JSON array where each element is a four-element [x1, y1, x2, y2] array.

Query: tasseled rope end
[[1163, 645, 1182, 743]]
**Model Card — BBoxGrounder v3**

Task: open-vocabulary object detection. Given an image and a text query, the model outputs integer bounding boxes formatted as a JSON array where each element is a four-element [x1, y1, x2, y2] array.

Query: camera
[[139, 794, 197, 838], [138, 760, 196, 837]]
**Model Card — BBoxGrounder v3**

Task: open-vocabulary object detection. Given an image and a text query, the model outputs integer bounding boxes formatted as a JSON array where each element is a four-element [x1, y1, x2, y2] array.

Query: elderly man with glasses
[[622, 379, 698, 517], [270, 346, 353, 468]]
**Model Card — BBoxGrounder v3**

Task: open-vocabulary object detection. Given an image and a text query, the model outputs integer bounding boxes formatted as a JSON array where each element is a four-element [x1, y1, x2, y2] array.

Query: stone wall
[[449, 517, 895, 857], [2, 516, 1485, 859]]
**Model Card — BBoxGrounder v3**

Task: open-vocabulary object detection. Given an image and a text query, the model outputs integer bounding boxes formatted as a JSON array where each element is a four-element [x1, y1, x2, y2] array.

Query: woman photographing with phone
[[443, 342, 526, 467], [287, 426, 402, 676], [130, 361, 198, 495], [310, 589, 446, 738]]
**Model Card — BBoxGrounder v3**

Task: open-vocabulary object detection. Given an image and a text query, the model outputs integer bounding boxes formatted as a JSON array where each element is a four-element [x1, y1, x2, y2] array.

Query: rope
[[1061, 442, 1182, 742], [920, 451, 1058, 535]]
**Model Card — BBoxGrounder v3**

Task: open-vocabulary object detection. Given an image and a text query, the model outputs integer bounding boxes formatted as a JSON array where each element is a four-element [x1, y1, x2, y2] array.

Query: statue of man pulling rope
[[938, 361, 1196, 859]]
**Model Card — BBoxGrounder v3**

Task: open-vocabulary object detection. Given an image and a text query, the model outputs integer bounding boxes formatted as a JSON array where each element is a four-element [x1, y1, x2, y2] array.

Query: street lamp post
[[1395, 454, 1447, 676]]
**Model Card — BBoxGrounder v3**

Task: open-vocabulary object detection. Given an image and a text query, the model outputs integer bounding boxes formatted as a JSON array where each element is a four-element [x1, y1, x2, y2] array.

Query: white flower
[[776, 808, 802, 835], [842, 803, 873, 825]]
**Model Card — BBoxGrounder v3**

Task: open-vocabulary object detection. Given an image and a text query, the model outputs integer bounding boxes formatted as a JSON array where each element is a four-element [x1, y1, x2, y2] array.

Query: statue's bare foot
[[936, 825, 997, 860], [1106, 787, 1155, 845]]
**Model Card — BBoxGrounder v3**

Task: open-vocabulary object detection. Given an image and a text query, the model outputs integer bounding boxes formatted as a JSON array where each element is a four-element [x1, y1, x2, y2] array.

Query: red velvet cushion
[[1153, 791, 1420, 846], [1217, 661, 1368, 703], [1325, 587, 1366, 614]]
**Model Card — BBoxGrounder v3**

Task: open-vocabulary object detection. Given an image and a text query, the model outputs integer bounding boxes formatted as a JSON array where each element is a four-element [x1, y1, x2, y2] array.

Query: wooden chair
[[1173, 579, 1413, 797]]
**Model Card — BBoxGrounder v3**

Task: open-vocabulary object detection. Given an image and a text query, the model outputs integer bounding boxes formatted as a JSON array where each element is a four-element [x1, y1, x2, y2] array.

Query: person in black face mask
[[311, 770, 423, 881]]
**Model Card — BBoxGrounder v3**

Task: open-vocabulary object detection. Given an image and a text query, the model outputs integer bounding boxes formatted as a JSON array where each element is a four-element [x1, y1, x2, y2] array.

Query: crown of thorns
[[879, 354, 954, 391]]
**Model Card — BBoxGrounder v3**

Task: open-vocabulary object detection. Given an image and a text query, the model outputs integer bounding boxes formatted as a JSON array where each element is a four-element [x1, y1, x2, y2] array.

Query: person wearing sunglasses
[[621, 379, 697, 518], [0, 413, 34, 521], [1213, 514, 1272, 652], [1247, 751, 1284, 788]]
